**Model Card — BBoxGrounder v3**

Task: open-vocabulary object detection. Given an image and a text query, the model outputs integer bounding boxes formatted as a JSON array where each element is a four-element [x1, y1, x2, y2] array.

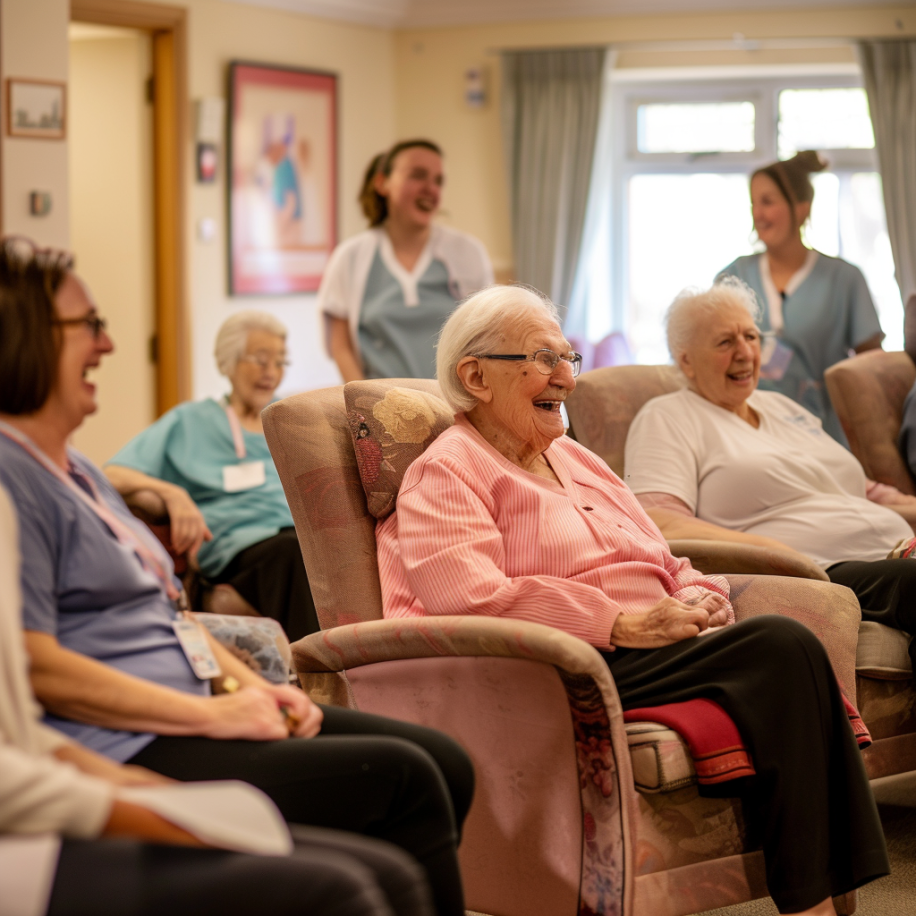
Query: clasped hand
[[205, 683, 323, 740], [611, 593, 730, 649]]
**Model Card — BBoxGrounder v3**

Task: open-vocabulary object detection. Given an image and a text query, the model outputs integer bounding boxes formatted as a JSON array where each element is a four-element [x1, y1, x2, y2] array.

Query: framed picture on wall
[[6, 79, 66, 139], [228, 61, 337, 295]]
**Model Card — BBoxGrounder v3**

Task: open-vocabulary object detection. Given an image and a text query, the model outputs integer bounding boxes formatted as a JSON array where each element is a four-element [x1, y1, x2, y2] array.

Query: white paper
[[119, 781, 293, 856]]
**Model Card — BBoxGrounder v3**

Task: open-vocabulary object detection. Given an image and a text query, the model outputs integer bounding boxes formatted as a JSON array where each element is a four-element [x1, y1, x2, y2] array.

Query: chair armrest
[[668, 539, 828, 581], [123, 488, 170, 526], [293, 614, 637, 916], [725, 574, 860, 699], [294, 615, 617, 685]]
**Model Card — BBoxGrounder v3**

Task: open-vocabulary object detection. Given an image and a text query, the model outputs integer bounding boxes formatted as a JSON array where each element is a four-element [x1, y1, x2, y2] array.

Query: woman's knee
[[735, 615, 833, 672]]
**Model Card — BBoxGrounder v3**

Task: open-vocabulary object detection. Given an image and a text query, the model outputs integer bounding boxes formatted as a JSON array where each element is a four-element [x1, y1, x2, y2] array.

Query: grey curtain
[[501, 48, 607, 312], [858, 40, 916, 302]]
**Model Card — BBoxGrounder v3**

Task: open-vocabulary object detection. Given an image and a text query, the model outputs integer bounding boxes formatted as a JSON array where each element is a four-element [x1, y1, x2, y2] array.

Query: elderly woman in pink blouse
[[377, 285, 887, 916]]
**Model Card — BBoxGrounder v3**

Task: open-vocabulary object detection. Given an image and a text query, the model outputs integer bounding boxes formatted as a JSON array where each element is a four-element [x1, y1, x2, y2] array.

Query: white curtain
[[858, 40, 916, 303], [501, 48, 607, 316]]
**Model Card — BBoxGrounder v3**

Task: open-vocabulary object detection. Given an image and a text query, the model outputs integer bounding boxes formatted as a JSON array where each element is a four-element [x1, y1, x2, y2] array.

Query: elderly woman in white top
[[0, 483, 435, 916], [625, 277, 916, 668], [378, 284, 888, 916]]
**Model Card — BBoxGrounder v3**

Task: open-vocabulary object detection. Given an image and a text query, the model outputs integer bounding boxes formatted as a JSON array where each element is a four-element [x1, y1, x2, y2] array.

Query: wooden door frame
[[70, 0, 189, 413]]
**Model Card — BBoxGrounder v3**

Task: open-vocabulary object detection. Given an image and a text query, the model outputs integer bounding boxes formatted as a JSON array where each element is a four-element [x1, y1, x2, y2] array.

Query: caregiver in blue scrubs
[[717, 150, 883, 444], [320, 139, 493, 382]]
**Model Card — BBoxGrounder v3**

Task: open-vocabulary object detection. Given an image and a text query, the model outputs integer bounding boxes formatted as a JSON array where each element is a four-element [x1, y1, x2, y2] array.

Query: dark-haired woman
[[319, 139, 493, 382], [0, 237, 474, 916], [717, 150, 883, 443]]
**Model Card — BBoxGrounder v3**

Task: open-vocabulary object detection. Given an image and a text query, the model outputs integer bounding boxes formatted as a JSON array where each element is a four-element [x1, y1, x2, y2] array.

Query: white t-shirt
[[624, 388, 912, 568]]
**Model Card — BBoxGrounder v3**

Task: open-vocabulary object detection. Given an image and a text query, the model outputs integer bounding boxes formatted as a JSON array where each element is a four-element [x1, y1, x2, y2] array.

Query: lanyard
[[0, 421, 181, 602], [223, 399, 247, 460]]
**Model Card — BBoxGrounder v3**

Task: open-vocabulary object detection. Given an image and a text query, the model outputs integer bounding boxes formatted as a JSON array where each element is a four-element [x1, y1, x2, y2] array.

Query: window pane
[[806, 171, 901, 348], [627, 173, 754, 364], [637, 102, 755, 154], [778, 88, 874, 158]]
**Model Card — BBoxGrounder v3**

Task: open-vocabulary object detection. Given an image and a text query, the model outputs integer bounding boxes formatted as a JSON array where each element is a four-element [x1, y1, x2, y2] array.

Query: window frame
[[608, 70, 878, 340]]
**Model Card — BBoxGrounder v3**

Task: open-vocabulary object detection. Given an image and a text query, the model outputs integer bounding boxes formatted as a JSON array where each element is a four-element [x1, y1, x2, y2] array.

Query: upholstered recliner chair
[[825, 349, 916, 495], [567, 363, 916, 784], [263, 377, 862, 916]]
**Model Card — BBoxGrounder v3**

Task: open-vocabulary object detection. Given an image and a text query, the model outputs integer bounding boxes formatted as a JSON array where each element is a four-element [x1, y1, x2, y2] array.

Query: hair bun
[[791, 150, 828, 174]]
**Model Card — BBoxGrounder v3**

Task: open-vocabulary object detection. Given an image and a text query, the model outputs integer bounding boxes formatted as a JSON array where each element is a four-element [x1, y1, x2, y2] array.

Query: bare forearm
[[27, 632, 213, 735], [105, 465, 179, 501], [328, 318, 364, 383], [103, 799, 205, 845], [646, 508, 795, 552]]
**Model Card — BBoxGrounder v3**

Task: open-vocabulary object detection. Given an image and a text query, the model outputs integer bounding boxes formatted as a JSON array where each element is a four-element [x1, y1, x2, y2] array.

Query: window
[[601, 73, 900, 361]]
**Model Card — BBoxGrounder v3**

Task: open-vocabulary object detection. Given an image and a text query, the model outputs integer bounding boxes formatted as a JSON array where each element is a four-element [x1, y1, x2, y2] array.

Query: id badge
[[222, 460, 266, 493], [759, 335, 794, 382], [172, 617, 223, 680]]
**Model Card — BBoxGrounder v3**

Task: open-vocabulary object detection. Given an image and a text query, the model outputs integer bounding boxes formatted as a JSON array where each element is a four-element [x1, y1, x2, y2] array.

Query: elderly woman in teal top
[[717, 150, 883, 444], [106, 311, 317, 640], [319, 139, 493, 382]]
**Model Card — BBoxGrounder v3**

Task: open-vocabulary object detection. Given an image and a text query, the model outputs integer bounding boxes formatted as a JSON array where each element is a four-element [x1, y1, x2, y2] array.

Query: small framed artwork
[[6, 79, 67, 139], [228, 62, 337, 295]]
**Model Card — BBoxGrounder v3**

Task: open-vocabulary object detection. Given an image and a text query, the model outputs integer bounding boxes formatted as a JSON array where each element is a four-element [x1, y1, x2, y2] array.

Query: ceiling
[[219, 0, 898, 30]]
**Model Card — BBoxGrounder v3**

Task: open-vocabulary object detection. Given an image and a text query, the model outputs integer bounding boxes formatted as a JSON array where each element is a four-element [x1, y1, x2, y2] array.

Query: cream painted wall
[[0, 0, 70, 245], [69, 30, 157, 465], [393, 5, 916, 277], [158, 0, 398, 400]]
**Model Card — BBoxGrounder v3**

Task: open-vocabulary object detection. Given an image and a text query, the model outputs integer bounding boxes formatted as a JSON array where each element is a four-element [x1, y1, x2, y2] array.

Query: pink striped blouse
[[377, 414, 731, 649]]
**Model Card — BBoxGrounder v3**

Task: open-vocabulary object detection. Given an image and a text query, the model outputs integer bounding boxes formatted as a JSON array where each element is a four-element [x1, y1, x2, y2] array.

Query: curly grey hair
[[665, 277, 762, 365], [214, 310, 287, 377], [436, 285, 562, 413]]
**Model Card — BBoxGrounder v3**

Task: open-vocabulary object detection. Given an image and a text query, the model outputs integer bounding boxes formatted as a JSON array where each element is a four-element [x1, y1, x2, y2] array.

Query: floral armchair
[[262, 378, 863, 916]]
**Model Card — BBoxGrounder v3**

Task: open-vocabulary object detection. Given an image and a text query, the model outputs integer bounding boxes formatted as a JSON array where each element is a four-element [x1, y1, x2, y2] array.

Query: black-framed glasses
[[53, 313, 107, 340], [240, 352, 291, 371], [474, 348, 583, 378]]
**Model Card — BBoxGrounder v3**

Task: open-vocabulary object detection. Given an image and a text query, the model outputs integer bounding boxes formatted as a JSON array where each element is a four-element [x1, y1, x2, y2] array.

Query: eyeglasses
[[474, 348, 583, 378], [240, 353, 291, 371], [53, 313, 107, 339]]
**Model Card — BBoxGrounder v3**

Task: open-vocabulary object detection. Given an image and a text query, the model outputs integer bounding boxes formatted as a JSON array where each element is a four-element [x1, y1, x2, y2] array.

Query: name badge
[[172, 617, 223, 680], [222, 460, 266, 493]]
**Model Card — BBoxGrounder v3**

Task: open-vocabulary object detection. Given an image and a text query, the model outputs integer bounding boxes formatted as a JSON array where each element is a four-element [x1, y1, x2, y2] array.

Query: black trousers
[[211, 527, 319, 641], [827, 557, 916, 666], [600, 616, 888, 913], [46, 825, 434, 916], [128, 705, 474, 916]]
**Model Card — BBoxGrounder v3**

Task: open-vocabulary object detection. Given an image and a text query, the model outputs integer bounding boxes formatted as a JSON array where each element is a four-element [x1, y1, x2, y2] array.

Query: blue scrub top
[[357, 251, 457, 379], [0, 437, 208, 763], [109, 399, 294, 576], [718, 252, 882, 444]]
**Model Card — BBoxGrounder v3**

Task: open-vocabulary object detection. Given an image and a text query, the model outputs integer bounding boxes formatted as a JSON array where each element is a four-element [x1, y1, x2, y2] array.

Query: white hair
[[665, 277, 762, 365], [214, 310, 287, 377], [436, 285, 562, 413]]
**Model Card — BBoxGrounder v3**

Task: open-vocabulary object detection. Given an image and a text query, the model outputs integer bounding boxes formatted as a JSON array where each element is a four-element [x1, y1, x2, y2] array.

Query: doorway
[[68, 22, 155, 463], [69, 0, 189, 464]]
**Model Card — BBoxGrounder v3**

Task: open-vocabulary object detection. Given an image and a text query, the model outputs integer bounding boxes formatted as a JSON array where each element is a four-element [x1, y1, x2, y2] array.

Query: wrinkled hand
[[263, 684, 324, 738], [682, 591, 732, 628], [202, 687, 294, 741], [163, 487, 212, 559], [611, 596, 710, 649]]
